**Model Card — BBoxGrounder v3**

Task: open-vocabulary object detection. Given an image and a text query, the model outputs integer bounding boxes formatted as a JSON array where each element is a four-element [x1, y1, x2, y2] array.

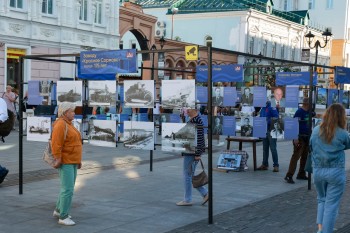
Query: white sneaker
[[53, 210, 71, 219], [58, 218, 75, 226]]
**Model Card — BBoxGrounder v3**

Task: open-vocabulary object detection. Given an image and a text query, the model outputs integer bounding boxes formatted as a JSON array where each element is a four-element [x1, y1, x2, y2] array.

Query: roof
[[136, 0, 309, 27]]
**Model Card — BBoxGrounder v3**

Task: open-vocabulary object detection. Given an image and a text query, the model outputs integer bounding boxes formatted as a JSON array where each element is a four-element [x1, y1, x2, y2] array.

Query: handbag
[[192, 159, 208, 188], [43, 123, 67, 167]]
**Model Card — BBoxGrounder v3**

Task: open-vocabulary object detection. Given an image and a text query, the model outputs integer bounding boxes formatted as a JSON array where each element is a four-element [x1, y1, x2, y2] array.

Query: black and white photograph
[[39, 80, 51, 96], [27, 116, 51, 142], [241, 87, 253, 106], [161, 80, 195, 109], [88, 120, 116, 147], [72, 118, 82, 135], [123, 121, 154, 150], [124, 80, 154, 108], [88, 81, 117, 106], [57, 81, 83, 106], [161, 122, 196, 153], [212, 116, 223, 135], [212, 87, 224, 106], [270, 118, 284, 139], [240, 116, 253, 137]]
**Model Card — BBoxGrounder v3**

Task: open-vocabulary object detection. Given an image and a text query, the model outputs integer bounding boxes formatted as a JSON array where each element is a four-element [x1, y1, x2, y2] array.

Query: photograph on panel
[[212, 116, 223, 135], [72, 118, 82, 135], [39, 80, 52, 96], [57, 81, 83, 106], [284, 108, 298, 118], [315, 88, 327, 109], [27, 116, 51, 142], [241, 87, 253, 106], [161, 80, 196, 109], [124, 80, 154, 108], [88, 119, 116, 147], [268, 87, 285, 108], [161, 122, 196, 153], [240, 116, 253, 137], [123, 121, 154, 150], [270, 118, 284, 139], [342, 90, 349, 109], [212, 87, 224, 106], [327, 89, 339, 106], [88, 80, 116, 106]]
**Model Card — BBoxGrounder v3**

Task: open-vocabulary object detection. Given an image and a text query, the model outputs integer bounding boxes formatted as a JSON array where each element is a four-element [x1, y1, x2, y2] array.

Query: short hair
[[57, 102, 76, 117], [302, 97, 309, 104]]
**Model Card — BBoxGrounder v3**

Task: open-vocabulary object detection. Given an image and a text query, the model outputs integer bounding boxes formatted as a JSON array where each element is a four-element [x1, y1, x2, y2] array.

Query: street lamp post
[[304, 28, 332, 190], [171, 7, 178, 40]]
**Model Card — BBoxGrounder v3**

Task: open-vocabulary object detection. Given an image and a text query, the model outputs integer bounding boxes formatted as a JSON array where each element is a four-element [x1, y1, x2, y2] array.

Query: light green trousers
[[56, 164, 77, 220]]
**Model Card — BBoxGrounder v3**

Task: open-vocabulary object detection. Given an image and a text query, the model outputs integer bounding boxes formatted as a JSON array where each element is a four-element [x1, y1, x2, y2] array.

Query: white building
[[0, 0, 120, 92]]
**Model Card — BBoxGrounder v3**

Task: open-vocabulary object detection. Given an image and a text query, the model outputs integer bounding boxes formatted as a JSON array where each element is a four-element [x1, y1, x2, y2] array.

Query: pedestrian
[[256, 100, 279, 172], [52, 102, 82, 226], [284, 97, 314, 184], [2, 85, 17, 129], [310, 103, 350, 233], [0, 97, 9, 182], [176, 108, 209, 206]]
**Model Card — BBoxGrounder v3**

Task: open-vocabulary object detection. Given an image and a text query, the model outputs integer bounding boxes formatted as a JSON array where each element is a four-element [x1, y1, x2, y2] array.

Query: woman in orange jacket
[[52, 102, 82, 226]]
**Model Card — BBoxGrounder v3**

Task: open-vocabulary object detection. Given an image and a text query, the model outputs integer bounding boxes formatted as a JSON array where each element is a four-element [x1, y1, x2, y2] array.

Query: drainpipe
[[246, 10, 252, 53]]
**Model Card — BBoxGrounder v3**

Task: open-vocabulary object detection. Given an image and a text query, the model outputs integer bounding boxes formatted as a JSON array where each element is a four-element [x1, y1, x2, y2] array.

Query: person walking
[[52, 102, 82, 226], [285, 97, 313, 184], [176, 108, 208, 206], [310, 103, 350, 233], [256, 100, 279, 172], [0, 97, 9, 183]]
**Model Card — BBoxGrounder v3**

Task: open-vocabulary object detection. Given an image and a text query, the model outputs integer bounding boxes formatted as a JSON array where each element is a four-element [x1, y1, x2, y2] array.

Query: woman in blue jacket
[[310, 103, 350, 233]]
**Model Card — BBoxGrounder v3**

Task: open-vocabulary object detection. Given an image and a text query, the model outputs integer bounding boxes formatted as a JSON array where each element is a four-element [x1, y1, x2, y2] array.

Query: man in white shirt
[[0, 97, 8, 123]]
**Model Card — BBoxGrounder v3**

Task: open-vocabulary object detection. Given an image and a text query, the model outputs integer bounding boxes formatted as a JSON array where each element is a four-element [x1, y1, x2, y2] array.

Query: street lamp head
[[322, 28, 332, 44], [171, 7, 179, 14], [159, 36, 166, 49], [305, 31, 315, 46]]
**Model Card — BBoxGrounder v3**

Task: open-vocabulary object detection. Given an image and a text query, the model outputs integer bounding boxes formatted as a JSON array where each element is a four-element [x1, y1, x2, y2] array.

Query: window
[[79, 0, 88, 21], [326, 0, 333, 9], [281, 44, 285, 59], [249, 37, 254, 54], [94, 0, 102, 24], [308, 0, 314, 9], [291, 47, 296, 61], [10, 0, 23, 9], [42, 0, 53, 14], [262, 40, 268, 56], [272, 42, 277, 58]]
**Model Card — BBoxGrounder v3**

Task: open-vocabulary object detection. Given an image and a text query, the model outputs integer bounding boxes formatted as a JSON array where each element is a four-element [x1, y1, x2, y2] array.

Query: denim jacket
[[310, 126, 350, 168]]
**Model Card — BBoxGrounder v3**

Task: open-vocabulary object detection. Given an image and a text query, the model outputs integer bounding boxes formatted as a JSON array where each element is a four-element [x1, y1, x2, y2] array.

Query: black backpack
[[0, 110, 15, 142]]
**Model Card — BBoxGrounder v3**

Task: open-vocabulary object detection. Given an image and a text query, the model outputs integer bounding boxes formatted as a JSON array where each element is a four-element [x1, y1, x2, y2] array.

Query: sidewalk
[[1, 132, 350, 233]]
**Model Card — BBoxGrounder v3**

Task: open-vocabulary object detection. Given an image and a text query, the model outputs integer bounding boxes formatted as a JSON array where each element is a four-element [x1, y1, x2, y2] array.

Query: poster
[[253, 117, 267, 138], [124, 80, 154, 108], [88, 81, 116, 106], [316, 88, 327, 109], [341, 90, 349, 109], [270, 118, 284, 139], [196, 86, 208, 104], [285, 86, 299, 108], [39, 80, 52, 96], [27, 116, 51, 142], [327, 89, 339, 107], [284, 117, 299, 140], [253, 86, 267, 107], [161, 123, 196, 153], [241, 87, 253, 106], [223, 116, 236, 136], [27, 81, 43, 105], [212, 116, 223, 135], [57, 81, 83, 106], [123, 121, 154, 150], [88, 120, 116, 147], [223, 87, 237, 106], [240, 116, 253, 137], [161, 80, 196, 109], [217, 152, 242, 171]]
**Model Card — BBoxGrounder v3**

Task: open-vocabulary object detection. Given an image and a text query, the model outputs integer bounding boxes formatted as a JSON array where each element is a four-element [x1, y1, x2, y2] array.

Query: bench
[[225, 136, 263, 171]]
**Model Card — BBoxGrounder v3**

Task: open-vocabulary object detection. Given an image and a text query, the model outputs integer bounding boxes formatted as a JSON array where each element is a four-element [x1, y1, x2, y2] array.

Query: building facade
[[0, 0, 120, 92]]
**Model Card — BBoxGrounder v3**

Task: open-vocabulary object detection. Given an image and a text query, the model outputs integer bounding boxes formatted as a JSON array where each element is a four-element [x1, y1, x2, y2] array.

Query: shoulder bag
[[43, 123, 67, 168], [192, 159, 208, 188]]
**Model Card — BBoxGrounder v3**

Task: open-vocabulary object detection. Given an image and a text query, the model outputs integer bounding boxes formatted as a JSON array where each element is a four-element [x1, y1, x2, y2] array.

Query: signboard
[[196, 64, 244, 82], [185, 45, 198, 61], [78, 49, 137, 80], [275, 72, 317, 86], [335, 66, 350, 84]]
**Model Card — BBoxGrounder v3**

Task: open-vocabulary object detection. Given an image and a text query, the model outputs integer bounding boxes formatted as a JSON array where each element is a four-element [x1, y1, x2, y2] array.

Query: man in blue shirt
[[257, 101, 279, 172], [285, 97, 313, 184]]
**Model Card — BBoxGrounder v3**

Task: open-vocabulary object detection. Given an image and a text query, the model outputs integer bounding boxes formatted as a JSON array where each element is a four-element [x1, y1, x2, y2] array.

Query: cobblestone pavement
[[167, 174, 350, 233]]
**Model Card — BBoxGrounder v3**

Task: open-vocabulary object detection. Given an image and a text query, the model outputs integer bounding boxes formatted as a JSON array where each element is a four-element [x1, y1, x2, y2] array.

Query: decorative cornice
[[40, 28, 55, 38], [93, 37, 104, 45], [77, 33, 89, 43]]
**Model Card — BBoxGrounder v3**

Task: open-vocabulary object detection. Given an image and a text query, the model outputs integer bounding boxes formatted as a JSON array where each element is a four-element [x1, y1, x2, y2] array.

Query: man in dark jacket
[[257, 101, 280, 172]]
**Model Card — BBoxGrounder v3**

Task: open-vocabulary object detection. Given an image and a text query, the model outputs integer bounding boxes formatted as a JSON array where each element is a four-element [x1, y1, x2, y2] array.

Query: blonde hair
[[320, 103, 346, 143], [57, 102, 76, 117]]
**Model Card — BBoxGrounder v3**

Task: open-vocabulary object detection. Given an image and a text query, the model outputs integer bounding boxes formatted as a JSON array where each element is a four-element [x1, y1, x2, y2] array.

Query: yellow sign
[[7, 48, 26, 59], [185, 46, 198, 61]]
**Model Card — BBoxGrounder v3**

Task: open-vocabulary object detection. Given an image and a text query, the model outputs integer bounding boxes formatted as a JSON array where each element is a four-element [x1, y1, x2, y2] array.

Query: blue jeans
[[313, 168, 346, 233], [262, 134, 279, 167], [182, 154, 208, 202], [56, 164, 78, 219]]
